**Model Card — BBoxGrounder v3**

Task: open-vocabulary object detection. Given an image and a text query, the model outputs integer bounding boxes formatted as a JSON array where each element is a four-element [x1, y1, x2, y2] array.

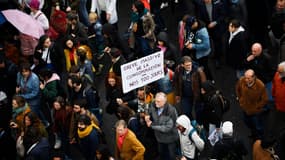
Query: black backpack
[[212, 90, 231, 113]]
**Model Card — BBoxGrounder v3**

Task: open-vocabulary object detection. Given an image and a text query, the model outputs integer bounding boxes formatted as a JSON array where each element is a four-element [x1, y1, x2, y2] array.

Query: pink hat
[[29, 0, 40, 10]]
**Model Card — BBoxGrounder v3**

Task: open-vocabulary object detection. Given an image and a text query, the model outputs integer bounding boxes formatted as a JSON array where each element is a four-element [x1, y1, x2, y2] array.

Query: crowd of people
[[0, 0, 285, 159]]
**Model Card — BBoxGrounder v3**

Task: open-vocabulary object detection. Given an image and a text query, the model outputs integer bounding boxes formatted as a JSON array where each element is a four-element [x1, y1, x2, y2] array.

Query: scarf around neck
[[12, 103, 29, 119], [77, 122, 98, 138]]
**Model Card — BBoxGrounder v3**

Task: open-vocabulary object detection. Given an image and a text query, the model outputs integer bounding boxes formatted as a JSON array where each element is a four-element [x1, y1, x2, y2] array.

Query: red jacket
[[272, 72, 285, 112]]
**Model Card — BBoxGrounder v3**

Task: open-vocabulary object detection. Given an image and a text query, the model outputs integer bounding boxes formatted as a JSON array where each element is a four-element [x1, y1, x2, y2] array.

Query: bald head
[[244, 69, 256, 87], [251, 43, 262, 57]]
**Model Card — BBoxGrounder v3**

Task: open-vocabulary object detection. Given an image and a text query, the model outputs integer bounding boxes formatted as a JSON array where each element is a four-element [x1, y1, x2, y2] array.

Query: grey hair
[[155, 92, 167, 102]]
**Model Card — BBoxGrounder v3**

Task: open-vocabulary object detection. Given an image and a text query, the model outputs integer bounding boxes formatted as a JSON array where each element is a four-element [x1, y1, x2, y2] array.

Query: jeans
[[181, 97, 194, 120], [243, 112, 264, 138], [79, 0, 89, 27], [158, 142, 177, 160]]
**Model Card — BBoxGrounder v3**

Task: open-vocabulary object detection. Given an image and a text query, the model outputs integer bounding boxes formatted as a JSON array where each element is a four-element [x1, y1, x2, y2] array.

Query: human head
[[24, 112, 41, 127], [115, 119, 128, 136], [73, 98, 87, 113], [77, 114, 91, 131], [96, 144, 112, 160], [155, 92, 167, 108], [53, 96, 65, 111], [70, 76, 82, 92], [277, 61, 285, 78], [181, 56, 193, 71], [244, 69, 256, 87], [222, 121, 233, 137], [19, 62, 32, 78], [117, 106, 133, 122], [251, 43, 263, 57], [29, 0, 40, 10], [133, 0, 145, 14], [182, 15, 198, 31], [276, 0, 285, 11], [12, 95, 26, 109], [228, 19, 241, 33], [109, 48, 121, 63], [64, 36, 75, 49], [105, 72, 121, 88], [88, 12, 98, 23], [38, 35, 51, 49], [67, 12, 78, 25]]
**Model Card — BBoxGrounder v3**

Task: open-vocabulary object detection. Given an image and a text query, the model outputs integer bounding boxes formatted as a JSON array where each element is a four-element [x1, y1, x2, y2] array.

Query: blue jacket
[[16, 72, 40, 106], [191, 27, 211, 59]]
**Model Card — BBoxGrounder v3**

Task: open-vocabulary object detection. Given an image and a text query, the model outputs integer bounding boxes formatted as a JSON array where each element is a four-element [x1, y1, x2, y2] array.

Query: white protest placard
[[121, 51, 164, 93]]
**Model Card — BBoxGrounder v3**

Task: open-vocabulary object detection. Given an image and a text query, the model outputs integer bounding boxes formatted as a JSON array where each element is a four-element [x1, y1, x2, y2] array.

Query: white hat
[[222, 121, 233, 136]]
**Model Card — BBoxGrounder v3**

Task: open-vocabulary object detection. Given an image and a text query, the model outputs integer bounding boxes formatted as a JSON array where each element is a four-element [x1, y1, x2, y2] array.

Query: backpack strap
[[34, 12, 43, 20], [188, 127, 196, 142]]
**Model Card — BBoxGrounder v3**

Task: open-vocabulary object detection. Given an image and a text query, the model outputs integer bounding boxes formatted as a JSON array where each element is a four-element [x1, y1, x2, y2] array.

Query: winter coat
[[226, 26, 248, 69], [78, 127, 99, 160], [16, 72, 41, 108], [148, 102, 179, 143], [115, 129, 145, 160], [272, 72, 285, 112], [25, 137, 50, 160], [156, 31, 180, 66], [244, 51, 276, 84], [236, 77, 268, 115], [211, 136, 247, 159], [66, 22, 88, 44], [41, 73, 60, 102], [176, 115, 205, 159], [174, 65, 207, 102]]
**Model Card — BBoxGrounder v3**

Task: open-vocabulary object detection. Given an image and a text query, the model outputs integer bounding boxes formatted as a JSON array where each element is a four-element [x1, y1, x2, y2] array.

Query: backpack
[[189, 120, 207, 143], [95, 128, 107, 145], [212, 90, 230, 113]]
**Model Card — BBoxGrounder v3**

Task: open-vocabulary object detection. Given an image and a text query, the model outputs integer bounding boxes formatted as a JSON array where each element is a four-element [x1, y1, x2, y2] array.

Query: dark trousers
[[157, 141, 177, 160]]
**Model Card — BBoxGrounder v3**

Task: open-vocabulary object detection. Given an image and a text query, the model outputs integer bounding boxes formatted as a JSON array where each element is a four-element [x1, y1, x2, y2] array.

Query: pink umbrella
[[1, 9, 45, 39]]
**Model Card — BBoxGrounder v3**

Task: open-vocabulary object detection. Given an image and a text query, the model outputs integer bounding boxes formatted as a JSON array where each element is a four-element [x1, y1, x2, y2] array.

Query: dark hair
[[117, 106, 134, 122], [78, 114, 91, 125], [67, 12, 78, 21], [96, 144, 113, 160], [53, 96, 65, 107], [133, 0, 145, 15], [39, 68, 53, 80], [36, 34, 50, 50], [19, 62, 31, 72], [71, 75, 82, 86], [73, 98, 87, 109], [229, 19, 241, 28]]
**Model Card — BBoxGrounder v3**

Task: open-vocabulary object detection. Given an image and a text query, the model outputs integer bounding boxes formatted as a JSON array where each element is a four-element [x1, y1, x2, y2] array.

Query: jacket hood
[[176, 115, 193, 132], [157, 32, 169, 46], [46, 73, 60, 84]]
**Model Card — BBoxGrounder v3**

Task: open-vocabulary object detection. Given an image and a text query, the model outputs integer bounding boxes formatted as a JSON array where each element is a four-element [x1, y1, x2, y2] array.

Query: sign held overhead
[[121, 51, 164, 93]]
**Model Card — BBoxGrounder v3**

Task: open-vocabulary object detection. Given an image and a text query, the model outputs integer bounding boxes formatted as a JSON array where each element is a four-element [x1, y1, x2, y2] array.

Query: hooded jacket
[[176, 115, 205, 159]]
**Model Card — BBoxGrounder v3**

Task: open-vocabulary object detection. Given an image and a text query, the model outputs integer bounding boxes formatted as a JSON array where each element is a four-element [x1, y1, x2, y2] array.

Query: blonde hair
[[89, 12, 98, 23]]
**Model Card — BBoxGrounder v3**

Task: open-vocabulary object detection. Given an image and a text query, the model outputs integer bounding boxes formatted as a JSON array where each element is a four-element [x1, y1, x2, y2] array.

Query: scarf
[[117, 129, 128, 150], [77, 122, 98, 138], [12, 103, 29, 119], [178, 21, 185, 51]]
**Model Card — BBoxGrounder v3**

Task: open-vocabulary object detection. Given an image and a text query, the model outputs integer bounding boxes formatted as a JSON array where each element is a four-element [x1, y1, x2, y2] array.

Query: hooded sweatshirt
[[176, 115, 205, 159]]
